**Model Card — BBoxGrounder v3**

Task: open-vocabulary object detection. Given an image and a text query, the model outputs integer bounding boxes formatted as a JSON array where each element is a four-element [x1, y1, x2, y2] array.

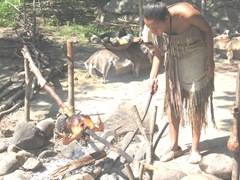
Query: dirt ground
[[0, 27, 239, 177]]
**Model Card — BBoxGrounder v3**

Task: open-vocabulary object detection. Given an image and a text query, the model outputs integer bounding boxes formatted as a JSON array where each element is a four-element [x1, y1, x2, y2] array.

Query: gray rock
[[153, 169, 187, 180], [0, 142, 8, 153], [103, 0, 141, 14], [55, 114, 68, 133], [11, 122, 45, 150], [181, 173, 222, 180], [22, 157, 43, 171], [199, 153, 232, 180], [36, 118, 55, 140], [38, 149, 57, 159], [3, 169, 31, 180], [0, 155, 21, 176], [61, 141, 85, 159]]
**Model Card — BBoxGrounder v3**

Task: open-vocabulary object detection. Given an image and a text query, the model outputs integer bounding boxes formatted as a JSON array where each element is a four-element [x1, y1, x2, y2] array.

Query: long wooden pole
[[67, 40, 75, 113], [230, 64, 240, 180]]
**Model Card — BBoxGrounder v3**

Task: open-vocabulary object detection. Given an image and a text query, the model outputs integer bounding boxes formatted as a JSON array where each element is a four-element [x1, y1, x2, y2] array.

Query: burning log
[[49, 150, 106, 179], [64, 165, 103, 180]]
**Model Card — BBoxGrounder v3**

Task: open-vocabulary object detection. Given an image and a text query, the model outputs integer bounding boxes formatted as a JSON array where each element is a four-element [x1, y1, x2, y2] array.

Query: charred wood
[[49, 150, 106, 179], [0, 83, 24, 102], [0, 79, 12, 92]]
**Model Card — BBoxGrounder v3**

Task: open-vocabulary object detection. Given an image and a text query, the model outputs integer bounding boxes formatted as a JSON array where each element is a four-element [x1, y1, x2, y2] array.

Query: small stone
[[22, 157, 43, 171]]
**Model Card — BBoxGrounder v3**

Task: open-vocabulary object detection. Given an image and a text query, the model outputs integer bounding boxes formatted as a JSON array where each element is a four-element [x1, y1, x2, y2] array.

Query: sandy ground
[[0, 27, 239, 176]]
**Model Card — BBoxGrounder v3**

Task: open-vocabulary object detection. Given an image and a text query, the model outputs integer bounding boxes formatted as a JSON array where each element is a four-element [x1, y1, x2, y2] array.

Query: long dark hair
[[144, 0, 168, 22]]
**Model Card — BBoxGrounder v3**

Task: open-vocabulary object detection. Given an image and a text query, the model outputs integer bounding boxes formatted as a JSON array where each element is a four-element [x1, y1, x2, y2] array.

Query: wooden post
[[230, 64, 240, 180], [67, 40, 75, 113], [132, 105, 153, 179], [32, 0, 36, 44], [138, 0, 144, 37], [24, 57, 32, 122]]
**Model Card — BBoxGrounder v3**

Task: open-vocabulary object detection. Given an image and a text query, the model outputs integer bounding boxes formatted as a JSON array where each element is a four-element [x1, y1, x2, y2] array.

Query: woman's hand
[[205, 59, 215, 77], [148, 78, 158, 94]]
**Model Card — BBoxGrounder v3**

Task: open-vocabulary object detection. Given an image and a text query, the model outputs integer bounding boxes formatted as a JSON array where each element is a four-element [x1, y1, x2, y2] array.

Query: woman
[[143, 0, 215, 164]]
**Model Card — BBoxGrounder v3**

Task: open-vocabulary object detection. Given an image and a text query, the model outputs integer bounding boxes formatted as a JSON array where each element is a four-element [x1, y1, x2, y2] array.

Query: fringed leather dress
[[143, 25, 215, 128]]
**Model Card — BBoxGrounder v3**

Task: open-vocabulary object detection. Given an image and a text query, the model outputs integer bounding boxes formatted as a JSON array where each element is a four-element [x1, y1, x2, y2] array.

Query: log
[[0, 78, 12, 92], [0, 83, 24, 101], [49, 150, 106, 179]]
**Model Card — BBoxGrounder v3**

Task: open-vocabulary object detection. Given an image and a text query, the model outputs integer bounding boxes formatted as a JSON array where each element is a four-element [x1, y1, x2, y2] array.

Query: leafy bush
[[0, 0, 21, 27]]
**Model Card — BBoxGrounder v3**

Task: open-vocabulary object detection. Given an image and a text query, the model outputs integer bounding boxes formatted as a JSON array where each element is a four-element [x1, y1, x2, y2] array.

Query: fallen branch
[[0, 100, 24, 120], [49, 150, 106, 179], [0, 89, 25, 113]]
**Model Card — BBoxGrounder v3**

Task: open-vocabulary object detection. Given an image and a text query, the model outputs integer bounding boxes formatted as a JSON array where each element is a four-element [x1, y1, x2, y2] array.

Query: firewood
[[0, 83, 24, 101], [64, 165, 103, 180], [0, 78, 12, 92], [49, 150, 106, 179]]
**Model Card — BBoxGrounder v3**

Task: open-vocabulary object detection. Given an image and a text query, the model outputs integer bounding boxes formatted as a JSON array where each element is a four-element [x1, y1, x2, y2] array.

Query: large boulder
[[199, 153, 232, 180], [11, 122, 46, 150], [36, 118, 55, 140]]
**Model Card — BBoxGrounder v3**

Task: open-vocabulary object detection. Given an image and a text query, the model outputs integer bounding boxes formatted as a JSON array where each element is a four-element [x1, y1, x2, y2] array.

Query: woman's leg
[[191, 107, 202, 152], [168, 106, 180, 151], [189, 107, 202, 164]]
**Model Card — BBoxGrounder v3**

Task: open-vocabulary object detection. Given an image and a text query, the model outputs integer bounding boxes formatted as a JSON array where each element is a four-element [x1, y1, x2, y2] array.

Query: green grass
[[39, 23, 110, 44]]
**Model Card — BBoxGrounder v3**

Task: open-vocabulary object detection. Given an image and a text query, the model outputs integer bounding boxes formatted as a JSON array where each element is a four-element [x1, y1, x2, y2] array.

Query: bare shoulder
[[169, 2, 200, 18]]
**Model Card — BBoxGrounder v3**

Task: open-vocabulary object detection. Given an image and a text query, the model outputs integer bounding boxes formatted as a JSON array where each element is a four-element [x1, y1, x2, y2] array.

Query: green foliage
[[0, 0, 21, 27], [40, 23, 107, 44]]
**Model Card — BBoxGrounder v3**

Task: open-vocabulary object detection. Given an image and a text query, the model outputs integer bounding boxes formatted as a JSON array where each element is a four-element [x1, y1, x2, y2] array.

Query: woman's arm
[[149, 46, 162, 93]]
